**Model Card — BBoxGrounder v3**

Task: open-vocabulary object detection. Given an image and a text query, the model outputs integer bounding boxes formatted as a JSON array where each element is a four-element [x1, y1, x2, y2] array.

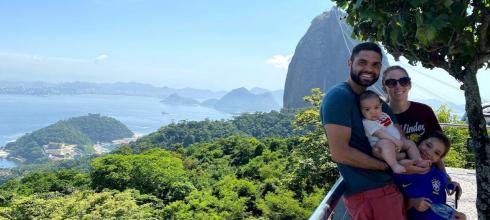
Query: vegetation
[[0, 91, 476, 218], [0, 91, 333, 219], [332, 1, 490, 216], [436, 105, 475, 169], [5, 114, 133, 163], [129, 109, 306, 153]]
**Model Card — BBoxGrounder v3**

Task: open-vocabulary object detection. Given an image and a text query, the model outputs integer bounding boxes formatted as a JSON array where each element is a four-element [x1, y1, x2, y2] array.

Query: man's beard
[[350, 67, 378, 87]]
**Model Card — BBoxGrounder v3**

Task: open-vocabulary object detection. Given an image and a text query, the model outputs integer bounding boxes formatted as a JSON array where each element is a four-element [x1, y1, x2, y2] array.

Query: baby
[[359, 90, 429, 173]]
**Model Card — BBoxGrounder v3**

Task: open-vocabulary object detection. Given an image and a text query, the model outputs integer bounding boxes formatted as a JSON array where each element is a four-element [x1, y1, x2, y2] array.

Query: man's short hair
[[350, 42, 383, 62]]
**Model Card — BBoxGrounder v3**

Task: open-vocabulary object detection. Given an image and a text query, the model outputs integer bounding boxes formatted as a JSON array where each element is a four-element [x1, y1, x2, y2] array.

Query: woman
[[382, 65, 441, 144], [382, 65, 462, 206]]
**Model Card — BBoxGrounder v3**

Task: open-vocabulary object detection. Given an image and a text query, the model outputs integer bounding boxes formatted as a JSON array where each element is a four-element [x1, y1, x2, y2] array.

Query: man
[[320, 42, 425, 219]]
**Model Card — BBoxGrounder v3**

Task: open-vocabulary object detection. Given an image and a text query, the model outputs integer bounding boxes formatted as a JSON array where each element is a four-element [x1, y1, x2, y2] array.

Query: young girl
[[393, 131, 466, 220], [359, 90, 429, 173]]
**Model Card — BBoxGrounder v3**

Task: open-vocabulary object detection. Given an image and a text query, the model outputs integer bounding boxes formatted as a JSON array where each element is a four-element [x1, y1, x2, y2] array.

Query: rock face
[[283, 7, 389, 109]]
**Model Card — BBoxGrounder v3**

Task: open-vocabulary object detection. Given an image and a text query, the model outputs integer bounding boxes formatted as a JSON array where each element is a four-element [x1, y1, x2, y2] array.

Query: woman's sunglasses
[[384, 77, 411, 88]]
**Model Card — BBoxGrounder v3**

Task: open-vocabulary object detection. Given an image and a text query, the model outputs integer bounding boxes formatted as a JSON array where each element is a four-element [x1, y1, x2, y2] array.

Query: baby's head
[[418, 131, 451, 163], [359, 90, 383, 120]]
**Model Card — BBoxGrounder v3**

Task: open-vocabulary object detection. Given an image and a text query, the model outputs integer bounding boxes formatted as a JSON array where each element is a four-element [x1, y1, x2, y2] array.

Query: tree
[[291, 88, 338, 193], [332, 1, 490, 218]]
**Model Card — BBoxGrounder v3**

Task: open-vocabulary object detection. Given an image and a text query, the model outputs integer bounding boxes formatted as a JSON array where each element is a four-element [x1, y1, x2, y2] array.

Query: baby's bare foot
[[391, 164, 407, 174]]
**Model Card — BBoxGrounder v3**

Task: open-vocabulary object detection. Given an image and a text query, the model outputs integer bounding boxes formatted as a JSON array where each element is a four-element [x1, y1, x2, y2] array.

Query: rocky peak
[[283, 7, 389, 109]]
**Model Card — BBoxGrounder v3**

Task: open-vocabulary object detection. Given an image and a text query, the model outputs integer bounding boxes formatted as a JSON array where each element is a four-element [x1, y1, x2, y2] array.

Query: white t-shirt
[[363, 112, 401, 147]]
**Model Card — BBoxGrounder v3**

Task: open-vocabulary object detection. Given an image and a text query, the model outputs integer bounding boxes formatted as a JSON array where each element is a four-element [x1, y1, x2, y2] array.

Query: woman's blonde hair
[[381, 65, 410, 102], [381, 65, 410, 86]]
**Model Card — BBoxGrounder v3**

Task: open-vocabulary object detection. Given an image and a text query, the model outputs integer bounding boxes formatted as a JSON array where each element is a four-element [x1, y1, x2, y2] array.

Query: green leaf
[[443, 0, 453, 8], [389, 29, 402, 46], [355, 0, 363, 9], [432, 14, 449, 30], [409, 0, 426, 7], [416, 25, 437, 45]]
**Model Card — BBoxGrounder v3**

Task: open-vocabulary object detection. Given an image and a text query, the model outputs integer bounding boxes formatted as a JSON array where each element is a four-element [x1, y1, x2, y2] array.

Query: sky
[[0, 0, 333, 90], [0, 0, 488, 104]]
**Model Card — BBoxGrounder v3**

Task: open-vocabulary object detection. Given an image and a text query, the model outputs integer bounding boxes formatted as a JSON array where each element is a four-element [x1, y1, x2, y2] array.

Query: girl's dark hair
[[359, 90, 382, 103], [425, 131, 451, 158]]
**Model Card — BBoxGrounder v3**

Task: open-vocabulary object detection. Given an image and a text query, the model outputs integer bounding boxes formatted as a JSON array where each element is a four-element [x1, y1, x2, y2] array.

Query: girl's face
[[360, 97, 383, 120], [418, 137, 447, 163], [383, 69, 411, 102]]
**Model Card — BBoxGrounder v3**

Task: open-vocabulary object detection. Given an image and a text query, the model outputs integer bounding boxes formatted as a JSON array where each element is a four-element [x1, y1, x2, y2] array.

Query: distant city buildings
[[42, 136, 138, 161], [42, 143, 77, 160]]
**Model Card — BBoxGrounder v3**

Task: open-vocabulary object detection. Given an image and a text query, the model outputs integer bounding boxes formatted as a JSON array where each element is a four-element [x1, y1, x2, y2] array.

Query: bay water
[[0, 94, 232, 168]]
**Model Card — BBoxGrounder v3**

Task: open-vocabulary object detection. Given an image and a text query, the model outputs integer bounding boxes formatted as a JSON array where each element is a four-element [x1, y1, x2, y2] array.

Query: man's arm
[[325, 124, 387, 170]]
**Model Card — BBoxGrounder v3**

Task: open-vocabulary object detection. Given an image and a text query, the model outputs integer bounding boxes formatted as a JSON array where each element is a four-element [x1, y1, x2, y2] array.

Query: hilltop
[[4, 114, 134, 163], [212, 87, 280, 113]]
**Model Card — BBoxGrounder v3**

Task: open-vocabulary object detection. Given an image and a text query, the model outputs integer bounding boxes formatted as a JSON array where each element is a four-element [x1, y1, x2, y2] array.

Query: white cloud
[[266, 54, 293, 70], [95, 54, 109, 62]]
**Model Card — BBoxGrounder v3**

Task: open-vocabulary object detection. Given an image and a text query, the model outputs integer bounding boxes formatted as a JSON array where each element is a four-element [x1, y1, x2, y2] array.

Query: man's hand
[[408, 197, 432, 212], [399, 159, 430, 174]]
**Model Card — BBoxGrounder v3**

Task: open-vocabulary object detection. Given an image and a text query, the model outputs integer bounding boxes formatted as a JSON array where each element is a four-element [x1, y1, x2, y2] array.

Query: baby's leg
[[401, 139, 431, 168], [375, 139, 406, 173]]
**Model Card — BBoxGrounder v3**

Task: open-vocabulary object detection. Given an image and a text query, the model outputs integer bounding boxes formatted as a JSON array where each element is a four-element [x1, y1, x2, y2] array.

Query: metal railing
[[309, 177, 349, 220]]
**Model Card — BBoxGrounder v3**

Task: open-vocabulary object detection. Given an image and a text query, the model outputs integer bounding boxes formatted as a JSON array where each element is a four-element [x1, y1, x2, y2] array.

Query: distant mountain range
[[160, 87, 282, 113], [212, 87, 281, 113], [415, 98, 466, 116], [0, 81, 226, 101], [0, 81, 284, 113]]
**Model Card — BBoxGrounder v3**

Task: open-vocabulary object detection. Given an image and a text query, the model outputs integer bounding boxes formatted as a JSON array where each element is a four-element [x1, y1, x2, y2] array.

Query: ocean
[[0, 94, 232, 168]]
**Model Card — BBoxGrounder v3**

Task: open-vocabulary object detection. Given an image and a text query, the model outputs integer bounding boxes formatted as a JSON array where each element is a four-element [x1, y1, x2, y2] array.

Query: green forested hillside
[[0, 89, 476, 219], [0, 135, 336, 219], [0, 91, 336, 219], [4, 114, 133, 163], [129, 109, 307, 153], [62, 114, 134, 142]]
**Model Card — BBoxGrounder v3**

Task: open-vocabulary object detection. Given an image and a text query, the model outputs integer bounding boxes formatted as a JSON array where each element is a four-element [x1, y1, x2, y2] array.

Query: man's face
[[348, 50, 382, 87]]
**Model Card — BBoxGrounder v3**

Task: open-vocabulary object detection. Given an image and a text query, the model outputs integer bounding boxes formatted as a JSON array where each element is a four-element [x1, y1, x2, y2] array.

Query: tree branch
[[477, 9, 489, 50]]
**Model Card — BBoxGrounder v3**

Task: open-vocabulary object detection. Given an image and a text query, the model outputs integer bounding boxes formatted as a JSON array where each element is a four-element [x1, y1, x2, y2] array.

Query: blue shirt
[[394, 167, 449, 220], [320, 82, 394, 196]]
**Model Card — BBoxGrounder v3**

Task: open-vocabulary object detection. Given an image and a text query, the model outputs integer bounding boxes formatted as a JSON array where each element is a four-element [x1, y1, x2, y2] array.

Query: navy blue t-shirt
[[393, 167, 449, 220], [320, 82, 395, 196]]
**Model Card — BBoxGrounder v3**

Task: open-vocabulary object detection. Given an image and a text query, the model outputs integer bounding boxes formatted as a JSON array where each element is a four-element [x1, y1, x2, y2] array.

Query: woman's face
[[418, 137, 447, 163], [383, 69, 411, 102]]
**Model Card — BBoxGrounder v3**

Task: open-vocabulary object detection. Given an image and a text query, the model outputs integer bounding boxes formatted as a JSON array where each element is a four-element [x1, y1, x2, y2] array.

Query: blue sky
[[0, 0, 334, 90], [0, 0, 488, 105]]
